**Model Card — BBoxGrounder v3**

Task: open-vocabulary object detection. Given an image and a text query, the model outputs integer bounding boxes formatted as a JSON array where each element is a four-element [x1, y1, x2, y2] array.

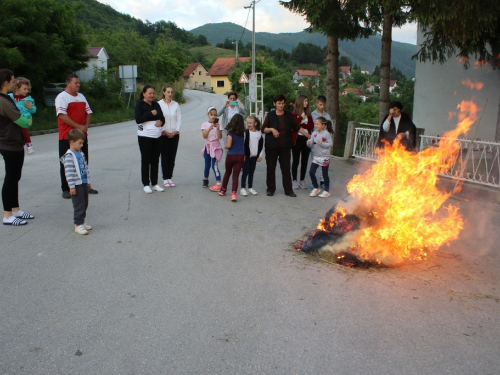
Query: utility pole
[[244, 0, 260, 103], [232, 40, 239, 63]]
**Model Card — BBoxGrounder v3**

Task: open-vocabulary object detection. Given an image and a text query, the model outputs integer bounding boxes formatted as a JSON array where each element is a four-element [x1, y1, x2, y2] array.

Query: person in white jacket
[[158, 85, 181, 187]]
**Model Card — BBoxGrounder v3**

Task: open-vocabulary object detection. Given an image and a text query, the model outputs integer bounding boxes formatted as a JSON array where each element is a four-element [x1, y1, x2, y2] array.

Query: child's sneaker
[[75, 224, 88, 235], [318, 191, 330, 198], [218, 188, 226, 196], [299, 180, 307, 189], [27, 146, 35, 155], [152, 184, 165, 192], [248, 188, 258, 195], [310, 188, 321, 197], [203, 179, 209, 188], [83, 223, 92, 230], [209, 184, 222, 192], [143, 186, 153, 194], [240, 188, 248, 196], [230, 192, 237, 201], [292, 180, 299, 189]]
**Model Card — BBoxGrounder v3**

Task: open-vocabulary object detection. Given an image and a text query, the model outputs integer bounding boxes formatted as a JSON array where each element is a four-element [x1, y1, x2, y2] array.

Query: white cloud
[[96, 0, 417, 44]]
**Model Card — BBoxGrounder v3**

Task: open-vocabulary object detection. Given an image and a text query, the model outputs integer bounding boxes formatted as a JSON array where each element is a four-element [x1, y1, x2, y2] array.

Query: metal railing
[[419, 136, 500, 188], [348, 122, 500, 188]]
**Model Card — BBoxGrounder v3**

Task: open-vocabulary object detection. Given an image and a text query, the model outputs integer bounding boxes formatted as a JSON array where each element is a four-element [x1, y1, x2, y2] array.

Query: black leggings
[[160, 134, 180, 180], [138, 136, 161, 186], [0, 149, 24, 211], [291, 135, 311, 181]]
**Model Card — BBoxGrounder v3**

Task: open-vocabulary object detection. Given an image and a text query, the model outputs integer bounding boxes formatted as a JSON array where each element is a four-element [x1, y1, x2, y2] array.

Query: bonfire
[[296, 99, 481, 267]]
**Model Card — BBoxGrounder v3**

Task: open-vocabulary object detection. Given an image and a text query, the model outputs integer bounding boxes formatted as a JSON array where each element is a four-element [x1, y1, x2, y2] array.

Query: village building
[[389, 80, 398, 93], [339, 66, 351, 80], [207, 57, 250, 95], [76, 47, 109, 82], [293, 69, 320, 87], [182, 62, 210, 90], [413, 29, 500, 141]]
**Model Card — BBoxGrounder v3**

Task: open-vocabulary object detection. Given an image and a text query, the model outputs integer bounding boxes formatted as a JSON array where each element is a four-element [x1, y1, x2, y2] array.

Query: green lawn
[[31, 107, 135, 133]]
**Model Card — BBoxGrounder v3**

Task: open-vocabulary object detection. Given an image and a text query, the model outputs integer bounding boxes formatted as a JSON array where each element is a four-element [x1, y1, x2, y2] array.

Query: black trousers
[[0, 149, 24, 211], [59, 139, 88, 192], [160, 134, 180, 180], [138, 136, 161, 186], [291, 135, 311, 181], [72, 183, 89, 225], [265, 147, 293, 194]]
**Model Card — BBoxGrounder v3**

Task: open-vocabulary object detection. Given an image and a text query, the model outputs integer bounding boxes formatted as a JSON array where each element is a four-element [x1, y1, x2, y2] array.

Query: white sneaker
[[299, 180, 307, 189], [27, 147, 35, 155], [292, 180, 299, 189], [319, 191, 331, 198], [152, 184, 165, 192], [310, 188, 321, 197], [240, 188, 248, 196], [75, 224, 88, 235], [143, 186, 153, 194], [83, 223, 92, 230], [248, 188, 258, 195]]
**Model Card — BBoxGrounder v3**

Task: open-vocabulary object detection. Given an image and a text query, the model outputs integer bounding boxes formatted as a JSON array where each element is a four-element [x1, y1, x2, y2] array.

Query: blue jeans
[[204, 147, 221, 181], [241, 156, 258, 188], [309, 163, 330, 191]]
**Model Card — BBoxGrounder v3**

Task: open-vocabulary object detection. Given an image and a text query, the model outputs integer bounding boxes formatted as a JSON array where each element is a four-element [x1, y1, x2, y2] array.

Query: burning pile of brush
[[295, 98, 482, 267]]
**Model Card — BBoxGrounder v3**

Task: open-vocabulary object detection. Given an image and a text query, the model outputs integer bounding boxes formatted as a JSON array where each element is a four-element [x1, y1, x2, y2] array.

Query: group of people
[[1, 66, 416, 234], [197, 93, 335, 201]]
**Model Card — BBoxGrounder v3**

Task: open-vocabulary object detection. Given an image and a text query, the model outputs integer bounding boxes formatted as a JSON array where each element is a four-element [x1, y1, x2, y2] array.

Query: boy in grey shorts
[[61, 129, 92, 235]]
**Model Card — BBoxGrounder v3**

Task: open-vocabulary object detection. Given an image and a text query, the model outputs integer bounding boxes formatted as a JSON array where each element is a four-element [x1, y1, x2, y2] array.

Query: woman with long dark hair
[[135, 85, 165, 194], [0, 69, 34, 226]]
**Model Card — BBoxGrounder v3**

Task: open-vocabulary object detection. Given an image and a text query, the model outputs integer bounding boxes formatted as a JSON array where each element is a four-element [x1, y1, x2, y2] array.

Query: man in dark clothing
[[377, 101, 417, 151]]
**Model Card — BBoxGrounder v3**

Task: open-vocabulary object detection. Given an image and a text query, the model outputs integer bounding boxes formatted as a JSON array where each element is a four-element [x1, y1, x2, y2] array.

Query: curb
[[29, 118, 135, 136]]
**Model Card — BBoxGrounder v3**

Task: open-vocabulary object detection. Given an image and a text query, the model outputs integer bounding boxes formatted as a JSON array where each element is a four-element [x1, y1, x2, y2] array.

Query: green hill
[[190, 22, 417, 78]]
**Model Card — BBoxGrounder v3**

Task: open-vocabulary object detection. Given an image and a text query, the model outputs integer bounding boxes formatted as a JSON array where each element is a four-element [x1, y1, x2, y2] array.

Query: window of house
[[199, 71, 202, 75], [217, 80, 224, 87]]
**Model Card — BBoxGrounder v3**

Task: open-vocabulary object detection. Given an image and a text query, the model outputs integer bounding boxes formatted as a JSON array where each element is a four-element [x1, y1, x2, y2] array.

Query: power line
[[238, 5, 252, 43]]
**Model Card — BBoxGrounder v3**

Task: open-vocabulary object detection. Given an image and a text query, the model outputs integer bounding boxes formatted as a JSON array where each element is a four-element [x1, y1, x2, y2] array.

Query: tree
[[339, 55, 352, 67], [351, 69, 368, 85], [87, 29, 154, 81], [290, 42, 324, 64], [151, 34, 189, 82], [364, 0, 412, 122], [281, 0, 375, 150], [0, 0, 89, 97]]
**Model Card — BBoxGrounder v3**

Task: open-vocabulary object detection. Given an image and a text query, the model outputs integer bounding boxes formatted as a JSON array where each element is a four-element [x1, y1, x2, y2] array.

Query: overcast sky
[[96, 0, 418, 45]]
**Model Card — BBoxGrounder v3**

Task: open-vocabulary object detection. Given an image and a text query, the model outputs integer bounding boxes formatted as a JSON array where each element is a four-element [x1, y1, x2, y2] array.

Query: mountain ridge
[[190, 22, 416, 78]]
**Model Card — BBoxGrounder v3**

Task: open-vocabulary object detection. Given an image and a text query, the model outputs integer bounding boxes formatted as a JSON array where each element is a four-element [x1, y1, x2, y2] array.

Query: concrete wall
[[413, 30, 500, 141]]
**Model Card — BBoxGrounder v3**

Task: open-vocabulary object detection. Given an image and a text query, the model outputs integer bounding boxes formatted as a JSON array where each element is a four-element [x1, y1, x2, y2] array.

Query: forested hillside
[[190, 22, 417, 78]]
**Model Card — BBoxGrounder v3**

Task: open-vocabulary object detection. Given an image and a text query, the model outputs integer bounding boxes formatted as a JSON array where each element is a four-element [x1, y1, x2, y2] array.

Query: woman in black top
[[135, 85, 165, 193]]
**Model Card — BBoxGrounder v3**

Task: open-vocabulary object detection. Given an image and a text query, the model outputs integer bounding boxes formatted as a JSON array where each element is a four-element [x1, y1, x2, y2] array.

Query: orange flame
[[318, 100, 480, 265], [462, 79, 484, 91]]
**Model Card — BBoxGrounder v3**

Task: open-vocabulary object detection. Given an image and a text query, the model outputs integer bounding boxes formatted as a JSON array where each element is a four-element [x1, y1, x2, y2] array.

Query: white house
[[413, 29, 500, 141], [76, 47, 109, 82]]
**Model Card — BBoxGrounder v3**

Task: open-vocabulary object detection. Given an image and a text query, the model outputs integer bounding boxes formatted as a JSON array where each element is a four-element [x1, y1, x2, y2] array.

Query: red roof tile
[[296, 69, 320, 77], [183, 63, 204, 78], [207, 57, 250, 76]]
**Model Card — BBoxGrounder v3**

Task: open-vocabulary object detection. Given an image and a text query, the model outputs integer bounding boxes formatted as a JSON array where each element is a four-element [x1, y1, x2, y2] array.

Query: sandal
[[13, 211, 34, 219], [3, 217, 28, 226]]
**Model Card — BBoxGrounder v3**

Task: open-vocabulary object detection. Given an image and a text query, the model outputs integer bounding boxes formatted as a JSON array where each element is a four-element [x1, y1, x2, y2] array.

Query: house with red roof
[[77, 47, 109, 82], [339, 66, 351, 80], [182, 62, 210, 90], [208, 57, 250, 95], [389, 80, 398, 93], [293, 70, 320, 86]]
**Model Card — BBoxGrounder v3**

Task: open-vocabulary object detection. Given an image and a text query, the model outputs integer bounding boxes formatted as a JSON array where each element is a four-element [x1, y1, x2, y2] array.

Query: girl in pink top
[[201, 106, 223, 189]]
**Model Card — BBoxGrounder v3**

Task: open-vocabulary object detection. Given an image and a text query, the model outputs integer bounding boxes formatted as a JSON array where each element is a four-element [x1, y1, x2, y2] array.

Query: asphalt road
[[1, 90, 499, 374]]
